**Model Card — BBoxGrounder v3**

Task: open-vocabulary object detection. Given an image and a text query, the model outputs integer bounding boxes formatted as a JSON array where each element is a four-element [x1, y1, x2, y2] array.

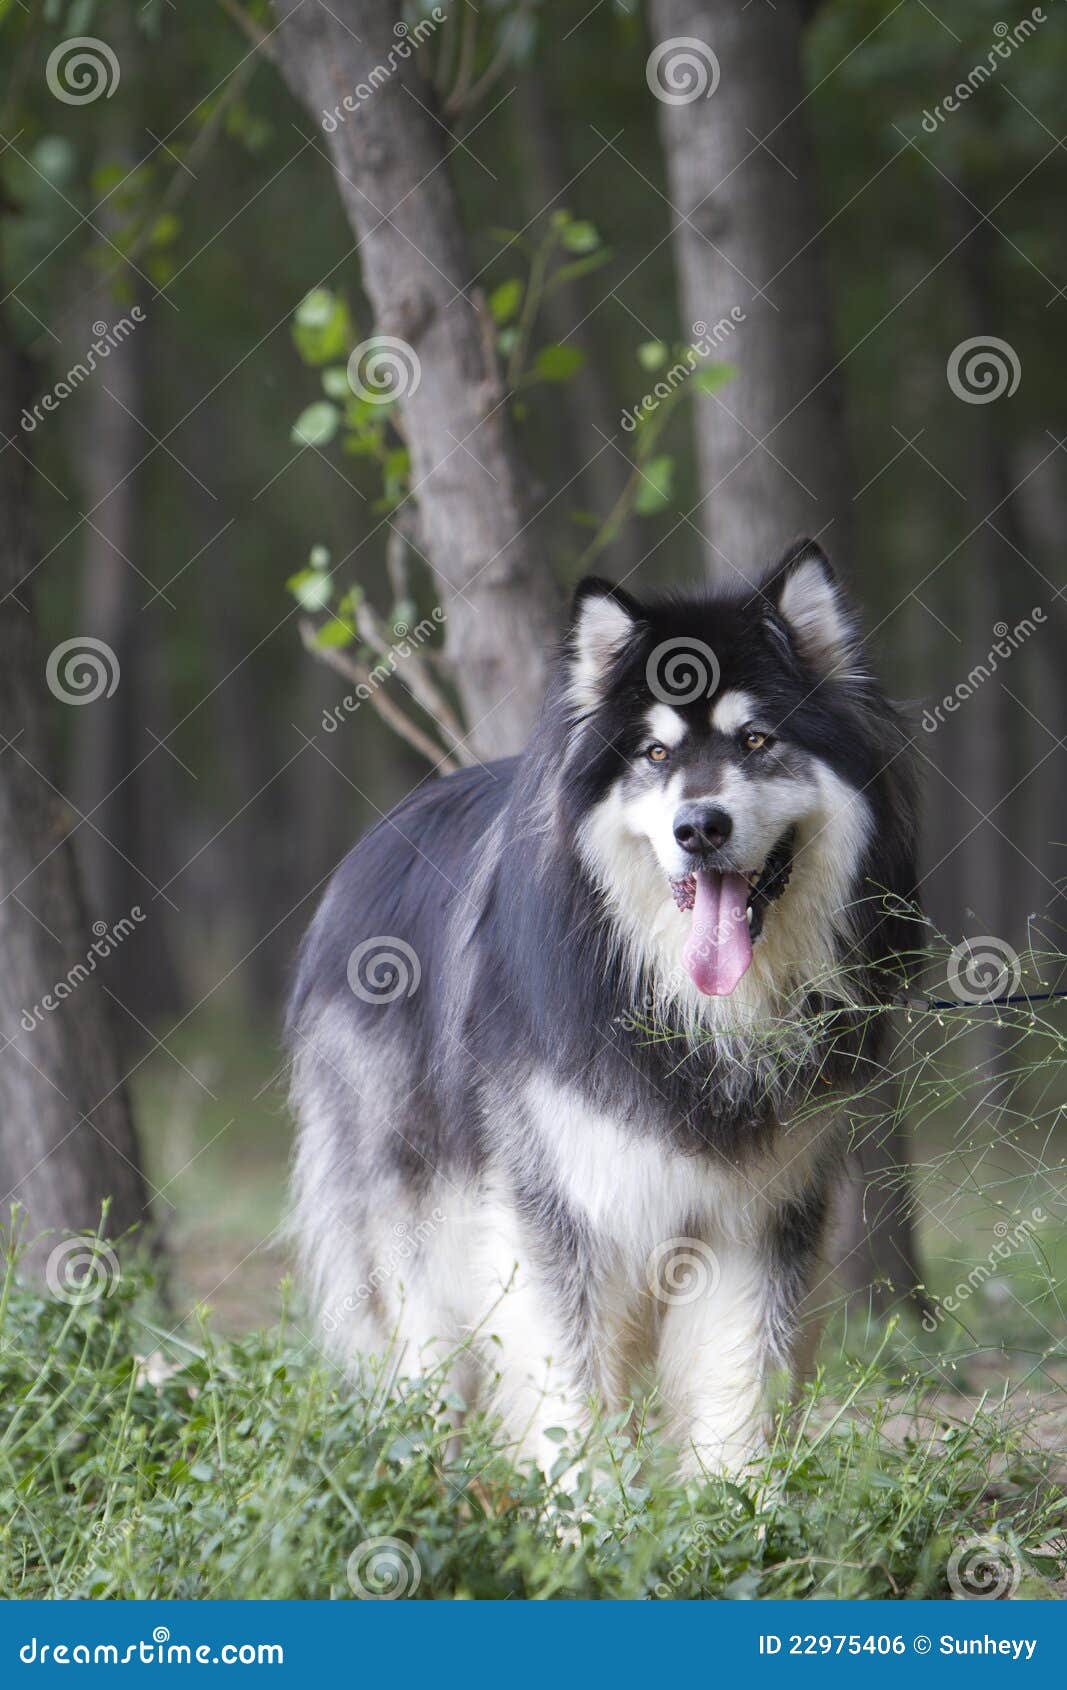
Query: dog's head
[[555, 540, 898, 1002]]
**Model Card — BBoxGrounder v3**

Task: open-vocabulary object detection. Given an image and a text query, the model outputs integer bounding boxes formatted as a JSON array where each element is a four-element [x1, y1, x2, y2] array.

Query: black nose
[[674, 803, 732, 854]]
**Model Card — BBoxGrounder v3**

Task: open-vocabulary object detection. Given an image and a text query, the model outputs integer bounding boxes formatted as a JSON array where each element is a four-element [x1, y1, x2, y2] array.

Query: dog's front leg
[[655, 1237, 770, 1478], [656, 1184, 832, 1480], [477, 1192, 602, 1479]]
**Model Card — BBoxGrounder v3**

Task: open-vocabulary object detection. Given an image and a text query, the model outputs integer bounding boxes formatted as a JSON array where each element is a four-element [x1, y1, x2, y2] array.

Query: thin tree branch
[[352, 598, 475, 764], [299, 619, 458, 773], [445, 1, 479, 114], [448, 0, 535, 119]]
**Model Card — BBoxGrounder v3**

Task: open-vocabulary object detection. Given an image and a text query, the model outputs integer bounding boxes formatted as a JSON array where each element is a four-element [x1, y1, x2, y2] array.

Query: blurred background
[[1, 0, 1064, 1334]]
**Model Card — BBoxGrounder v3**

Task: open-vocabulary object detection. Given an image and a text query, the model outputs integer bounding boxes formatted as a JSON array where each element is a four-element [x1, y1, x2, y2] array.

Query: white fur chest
[[522, 1073, 837, 1267]]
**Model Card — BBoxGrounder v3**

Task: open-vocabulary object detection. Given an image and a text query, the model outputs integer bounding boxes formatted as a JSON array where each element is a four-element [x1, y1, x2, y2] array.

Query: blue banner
[[2, 1600, 1064, 1684]]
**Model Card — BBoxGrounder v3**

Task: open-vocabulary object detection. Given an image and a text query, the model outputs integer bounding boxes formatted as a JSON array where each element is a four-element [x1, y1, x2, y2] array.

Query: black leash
[[909, 989, 1067, 1010]]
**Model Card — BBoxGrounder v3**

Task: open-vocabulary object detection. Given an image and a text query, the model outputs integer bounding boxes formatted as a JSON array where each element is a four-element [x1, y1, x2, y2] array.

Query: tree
[[0, 299, 149, 1272], [649, 0, 852, 580], [72, 43, 184, 1030], [267, 0, 561, 757]]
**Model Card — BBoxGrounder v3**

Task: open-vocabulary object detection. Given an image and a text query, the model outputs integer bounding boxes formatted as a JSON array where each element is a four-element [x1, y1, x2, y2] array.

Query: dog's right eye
[[646, 742, 670, 764]]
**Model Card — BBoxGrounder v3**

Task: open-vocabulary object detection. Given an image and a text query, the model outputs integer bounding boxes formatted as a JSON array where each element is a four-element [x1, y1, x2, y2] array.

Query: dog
[[287, 539, 917, 1477]]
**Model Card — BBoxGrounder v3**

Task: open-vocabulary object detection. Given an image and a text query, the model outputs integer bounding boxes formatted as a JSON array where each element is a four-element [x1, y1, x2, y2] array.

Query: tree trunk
[[1013, 434, 1067, 945], [73, 303, 183, 1029], [650, 0, 923, 1307], [649, 0, 852, 579], [270, 0, 560, 755], [0, 314, 148, 1273], [951, 202, 1049, 953], [67, 15, 183, 1032]]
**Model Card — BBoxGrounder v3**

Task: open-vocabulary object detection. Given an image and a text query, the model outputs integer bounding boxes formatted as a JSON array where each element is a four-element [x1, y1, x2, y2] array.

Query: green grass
[[7, 963, 1066, 1600], [0, 1235, 1063, 1601]]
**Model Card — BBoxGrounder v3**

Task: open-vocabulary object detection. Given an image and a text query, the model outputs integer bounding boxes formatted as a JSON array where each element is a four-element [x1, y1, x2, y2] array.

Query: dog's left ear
[[567, 576, 644, 712], [763, 540, 860, 678]]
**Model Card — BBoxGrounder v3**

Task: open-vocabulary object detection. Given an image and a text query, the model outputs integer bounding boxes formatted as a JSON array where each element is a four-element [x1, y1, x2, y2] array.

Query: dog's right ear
[[567, 577, 644, 713]]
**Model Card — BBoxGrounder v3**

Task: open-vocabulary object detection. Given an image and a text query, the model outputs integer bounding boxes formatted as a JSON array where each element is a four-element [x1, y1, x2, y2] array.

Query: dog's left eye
[[646, 742, 670, 764], [742, 728, 772, 751]]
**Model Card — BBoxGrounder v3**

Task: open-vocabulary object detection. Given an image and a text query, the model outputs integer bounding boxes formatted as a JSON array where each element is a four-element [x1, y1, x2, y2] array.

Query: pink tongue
[[681, 870, 753, 996]]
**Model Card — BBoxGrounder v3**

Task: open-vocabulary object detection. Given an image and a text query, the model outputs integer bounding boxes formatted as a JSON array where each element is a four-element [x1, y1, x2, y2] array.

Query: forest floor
[[2, 1248, 1065, 1600], [32, 1005, 1046, 1598]]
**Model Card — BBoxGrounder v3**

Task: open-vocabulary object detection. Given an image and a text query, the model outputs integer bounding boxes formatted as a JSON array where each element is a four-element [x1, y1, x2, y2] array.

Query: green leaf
[[295, 288, 337, 329], [292, 290, 351, 366], [533, 343, 585, 383], [691, 361, 738, 396], [290, 402, 339, 448], [89, 161, 128, 196], [560, 220, 600, 253], [343, 393, 394, 430], [488, 278, 523, 325], [286, 569, 333, 611], [637, 340, 669, 371], [146, 254, 176, 289], [634, 454, 674, 515], [313, 618, 355, 650], [546, 248, 613, 290], [383, 447, 410, 502], [341, 431, 379, 457], [149, 212, 180, 248], [321, 366, 351, 400]]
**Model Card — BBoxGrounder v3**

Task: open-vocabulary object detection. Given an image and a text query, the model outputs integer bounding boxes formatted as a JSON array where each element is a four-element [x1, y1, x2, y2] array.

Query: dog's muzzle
[[670, 826, 796, 941]]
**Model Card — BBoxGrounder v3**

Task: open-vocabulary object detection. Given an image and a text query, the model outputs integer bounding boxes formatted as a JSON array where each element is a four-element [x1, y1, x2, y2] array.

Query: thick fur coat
[[287, 540, 917, 1474]]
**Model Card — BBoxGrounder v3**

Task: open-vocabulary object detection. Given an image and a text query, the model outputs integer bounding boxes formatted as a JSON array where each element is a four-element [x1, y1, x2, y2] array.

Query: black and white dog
[[287, 540, 917, 1476]]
